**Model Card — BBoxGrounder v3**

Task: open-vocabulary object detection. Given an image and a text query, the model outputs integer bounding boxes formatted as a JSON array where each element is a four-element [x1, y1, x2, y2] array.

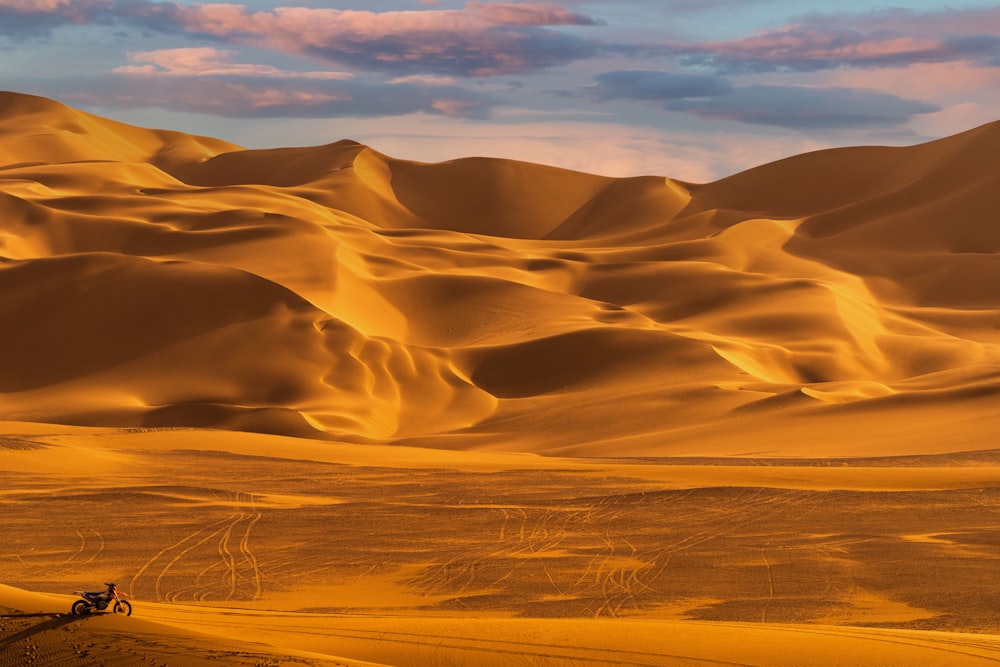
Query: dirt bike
[[71, 582, 132, 616]]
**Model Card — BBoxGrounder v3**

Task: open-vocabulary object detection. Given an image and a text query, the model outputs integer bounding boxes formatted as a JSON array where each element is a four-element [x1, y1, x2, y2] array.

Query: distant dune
[[1, 91, 997, 456]]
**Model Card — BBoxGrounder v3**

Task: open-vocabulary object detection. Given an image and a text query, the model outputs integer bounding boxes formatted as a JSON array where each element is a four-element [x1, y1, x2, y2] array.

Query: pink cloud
[[468, 2, 596, 27], [0, 0, 74, 9], [170, 2, 592, 41], [34, 70, 492, 120], [707, 30, 945, 63], [0, 0, 109, 26], [680, 7, 1000, 72], [241, 88, 346, 110], [113, 47, 352, 80], [0, 1, 599, 76], [161, 2, 598, 76], [825, 37, 943, 60], [390, 74, 458, 86], [430, 98, 487, 117]]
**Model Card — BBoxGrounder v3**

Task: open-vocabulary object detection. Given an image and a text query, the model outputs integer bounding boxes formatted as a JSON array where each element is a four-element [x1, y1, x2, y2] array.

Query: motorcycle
[[71, 582, 132, 616]]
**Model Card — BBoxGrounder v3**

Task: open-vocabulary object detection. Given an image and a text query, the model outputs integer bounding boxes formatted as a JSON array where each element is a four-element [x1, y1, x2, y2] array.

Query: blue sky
[[1, 0, 997, 180]]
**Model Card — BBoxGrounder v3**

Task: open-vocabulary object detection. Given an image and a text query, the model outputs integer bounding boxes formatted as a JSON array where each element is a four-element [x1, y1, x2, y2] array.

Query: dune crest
[[0, 91, 998, 455]]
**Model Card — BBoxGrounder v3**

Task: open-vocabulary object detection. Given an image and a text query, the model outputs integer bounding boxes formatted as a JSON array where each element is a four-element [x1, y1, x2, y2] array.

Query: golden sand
[[2, 91, 999, 665]]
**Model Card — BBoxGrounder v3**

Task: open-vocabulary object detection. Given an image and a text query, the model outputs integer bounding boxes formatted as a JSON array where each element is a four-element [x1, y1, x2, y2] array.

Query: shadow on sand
[[0, 612, 86, 650]]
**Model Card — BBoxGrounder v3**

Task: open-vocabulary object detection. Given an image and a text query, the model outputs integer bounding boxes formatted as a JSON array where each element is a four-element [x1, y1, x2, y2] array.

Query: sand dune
[[1, 90, 997, 454], [3, 91, 1000, 664]]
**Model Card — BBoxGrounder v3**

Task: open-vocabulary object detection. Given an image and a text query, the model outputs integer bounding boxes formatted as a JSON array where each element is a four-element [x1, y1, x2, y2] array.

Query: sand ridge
[[1, 91, 997, 454]]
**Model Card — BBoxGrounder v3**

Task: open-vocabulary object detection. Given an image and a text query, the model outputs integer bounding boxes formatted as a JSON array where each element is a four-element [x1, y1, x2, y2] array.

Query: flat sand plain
[[3, 425, 1000, 666]]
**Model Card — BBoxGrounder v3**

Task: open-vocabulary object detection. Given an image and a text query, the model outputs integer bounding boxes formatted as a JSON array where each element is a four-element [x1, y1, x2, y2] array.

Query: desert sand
[[2, 91, 999, 665]]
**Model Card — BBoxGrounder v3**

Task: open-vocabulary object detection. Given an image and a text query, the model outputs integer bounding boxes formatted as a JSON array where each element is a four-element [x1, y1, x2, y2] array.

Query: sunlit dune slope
[[1, 91, 997, 455]]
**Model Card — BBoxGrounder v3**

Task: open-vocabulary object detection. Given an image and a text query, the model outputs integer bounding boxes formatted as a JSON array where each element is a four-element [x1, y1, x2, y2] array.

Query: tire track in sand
[[237, 512, 264, 601], [155, 524, 234, 602], [129, 515, 238, 600], [79, 529, 105, 566], [761, 541, 775, 623], [218, 515, 241, 601]]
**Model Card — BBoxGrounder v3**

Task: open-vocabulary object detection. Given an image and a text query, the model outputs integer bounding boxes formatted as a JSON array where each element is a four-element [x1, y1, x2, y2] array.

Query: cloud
[[821, 62, 1000, 139], [588, 70, 939, 130], [0, 0, 74, 10], [389, 74, 459, 86], [467, 2, 597, 27], [676, 7, 1000, 73], [0, 0, 104, 15], [0, 1, 601, 76], [590, 70, 732, 101], [0, 0, 108, 37], [667, 85, 940, 129], [113, 48, 353, 80], [20, 70, 494, 120], [172, 3, 600, 76]]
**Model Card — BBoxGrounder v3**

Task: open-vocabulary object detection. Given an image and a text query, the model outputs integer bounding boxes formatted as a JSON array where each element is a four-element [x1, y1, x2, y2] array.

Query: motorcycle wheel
[[71, 600, 89, 615], [114, 600, 132, 616]]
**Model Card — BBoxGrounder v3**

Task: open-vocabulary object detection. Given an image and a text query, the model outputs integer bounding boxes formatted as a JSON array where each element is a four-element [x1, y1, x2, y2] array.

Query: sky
[[0, 0, 998, 181]]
